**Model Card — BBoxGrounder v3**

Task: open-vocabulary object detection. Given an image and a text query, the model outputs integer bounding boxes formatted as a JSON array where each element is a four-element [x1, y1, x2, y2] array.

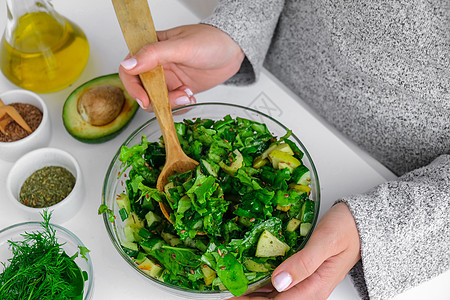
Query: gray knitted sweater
[[202, 1, 450, 299]]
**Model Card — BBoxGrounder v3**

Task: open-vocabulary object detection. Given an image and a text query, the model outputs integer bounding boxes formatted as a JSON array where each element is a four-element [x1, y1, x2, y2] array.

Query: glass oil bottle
[[0, 0, 89, 93]]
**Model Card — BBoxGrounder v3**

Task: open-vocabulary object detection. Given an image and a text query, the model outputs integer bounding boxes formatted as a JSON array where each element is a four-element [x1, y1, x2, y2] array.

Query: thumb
[[271, 227, 333, 293], [271, 203, 360, 294]]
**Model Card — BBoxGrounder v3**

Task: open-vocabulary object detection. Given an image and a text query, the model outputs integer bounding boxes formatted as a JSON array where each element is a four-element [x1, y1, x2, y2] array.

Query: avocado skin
[[63, 73, 139, 144], [63, 115, 134, 144]]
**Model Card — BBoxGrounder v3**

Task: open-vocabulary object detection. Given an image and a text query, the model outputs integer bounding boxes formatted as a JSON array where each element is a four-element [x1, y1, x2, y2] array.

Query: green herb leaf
[[98, 204, 115, 223], [216, 252, 248, 296], [78, 246, 90, 261]]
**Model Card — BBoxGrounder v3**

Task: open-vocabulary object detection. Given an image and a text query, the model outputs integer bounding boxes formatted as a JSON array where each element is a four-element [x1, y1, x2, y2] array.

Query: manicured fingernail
[[174, 96, 191, 106], [184, 88, 194, 97], [121, 57, 137, 70], [273, 272, 292, 292], [135, 98, 144, 108]]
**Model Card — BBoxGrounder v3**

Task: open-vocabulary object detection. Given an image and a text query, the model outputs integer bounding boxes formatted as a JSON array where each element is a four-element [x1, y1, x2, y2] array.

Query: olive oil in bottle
[[0, 1, 89, 93]]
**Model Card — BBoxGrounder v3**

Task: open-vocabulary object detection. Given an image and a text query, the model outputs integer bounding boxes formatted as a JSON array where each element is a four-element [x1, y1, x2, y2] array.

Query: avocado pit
[[63, 73, 139, 143], [77, 85, 125, 126]]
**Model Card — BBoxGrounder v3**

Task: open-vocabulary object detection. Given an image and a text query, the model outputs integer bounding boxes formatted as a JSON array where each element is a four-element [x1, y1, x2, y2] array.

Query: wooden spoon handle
[[112, 0, 183, 160]]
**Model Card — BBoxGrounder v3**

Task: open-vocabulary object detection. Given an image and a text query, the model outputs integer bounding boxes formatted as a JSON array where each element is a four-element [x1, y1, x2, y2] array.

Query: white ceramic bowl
[[0, 221, 94, 299], [6, 147, 83, 223], [0, 89, 51, 162]]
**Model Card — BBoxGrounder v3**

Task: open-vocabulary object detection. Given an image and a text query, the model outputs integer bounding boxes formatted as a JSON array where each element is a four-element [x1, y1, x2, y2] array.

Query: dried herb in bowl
[[0, 211, 90, 300], [20, 166, 76, 208]]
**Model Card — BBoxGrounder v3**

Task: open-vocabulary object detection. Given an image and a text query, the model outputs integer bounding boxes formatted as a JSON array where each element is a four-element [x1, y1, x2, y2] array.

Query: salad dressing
[[0, 3, 89, 93]]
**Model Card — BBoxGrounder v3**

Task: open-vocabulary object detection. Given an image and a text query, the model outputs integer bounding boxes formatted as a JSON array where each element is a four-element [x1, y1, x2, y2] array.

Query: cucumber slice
[[276, 204, 291, 212], [299, 200, 315, 223], [273, 143, 294, 155], [201, 264, 217, 286], [292, 165, 311, 185], [133, 252, 147, 264], [123, 224, 138, 242], [116, 193, 131, 214], [138, 257, 163, 278], [286, 218, 301, 232], [200, 159, 220, 177], [255, 230, 289, 257], [289, 183, 312, 195], [268, 150, 301, 171], [300, 223, 312, 236], [145, 211, 162, 230], [252, 156, 268, 168], [219, 149, 243, 175], [121, 240, 139, 257], [254, 143, 295, 169], [125, 212, 145, 229], [138, 228, 152, 239], [243, 258, 270, 272], [140, 237, 165, 253]]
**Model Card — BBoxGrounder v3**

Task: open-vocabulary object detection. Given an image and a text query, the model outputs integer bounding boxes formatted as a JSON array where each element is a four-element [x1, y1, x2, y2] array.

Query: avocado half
[[63, 73, 139, 143]]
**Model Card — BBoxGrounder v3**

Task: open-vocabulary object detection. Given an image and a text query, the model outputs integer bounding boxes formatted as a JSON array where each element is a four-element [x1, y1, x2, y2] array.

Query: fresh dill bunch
[[0, 210, 88, 300]]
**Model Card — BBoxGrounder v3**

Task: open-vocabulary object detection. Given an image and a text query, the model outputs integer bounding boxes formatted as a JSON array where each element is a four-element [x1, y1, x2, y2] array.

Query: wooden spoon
[[0, 97, 32, 134], [112, 0, 198, 223]]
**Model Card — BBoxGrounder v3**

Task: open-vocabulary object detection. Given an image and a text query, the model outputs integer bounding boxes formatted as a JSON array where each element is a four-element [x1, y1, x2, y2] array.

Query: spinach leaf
[[161, 245, 202, 268], [215, 252, 248, 296], [150, 246, 202, 277]]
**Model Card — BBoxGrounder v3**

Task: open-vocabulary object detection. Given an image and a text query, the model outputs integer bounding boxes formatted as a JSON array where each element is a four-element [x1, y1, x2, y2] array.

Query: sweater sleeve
[[201, 0, 285, 85], [337, 154, 450, 300]]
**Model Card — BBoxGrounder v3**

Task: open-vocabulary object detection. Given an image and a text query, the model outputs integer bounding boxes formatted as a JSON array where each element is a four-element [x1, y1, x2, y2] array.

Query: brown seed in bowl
[[0, 103, 43, 142], [77, 85, 125, 126]]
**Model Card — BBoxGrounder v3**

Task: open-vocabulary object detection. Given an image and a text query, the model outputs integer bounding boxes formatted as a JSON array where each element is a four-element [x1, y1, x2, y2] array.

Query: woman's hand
[[118, 24, 245, 112], [231, 202, 361, 300]]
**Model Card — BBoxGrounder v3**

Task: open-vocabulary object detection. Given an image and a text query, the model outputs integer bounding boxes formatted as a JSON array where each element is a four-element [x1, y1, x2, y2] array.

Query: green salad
[[102, 115, 316, 296]]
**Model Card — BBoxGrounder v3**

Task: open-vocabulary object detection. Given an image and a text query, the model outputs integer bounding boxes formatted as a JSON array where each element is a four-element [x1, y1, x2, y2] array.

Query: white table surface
[[0, 1, 449, 299]]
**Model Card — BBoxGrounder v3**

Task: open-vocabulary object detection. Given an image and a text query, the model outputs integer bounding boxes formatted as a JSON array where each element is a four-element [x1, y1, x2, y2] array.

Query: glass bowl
[[102, 103, 320, 299], [0, 221, 94, 299]]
